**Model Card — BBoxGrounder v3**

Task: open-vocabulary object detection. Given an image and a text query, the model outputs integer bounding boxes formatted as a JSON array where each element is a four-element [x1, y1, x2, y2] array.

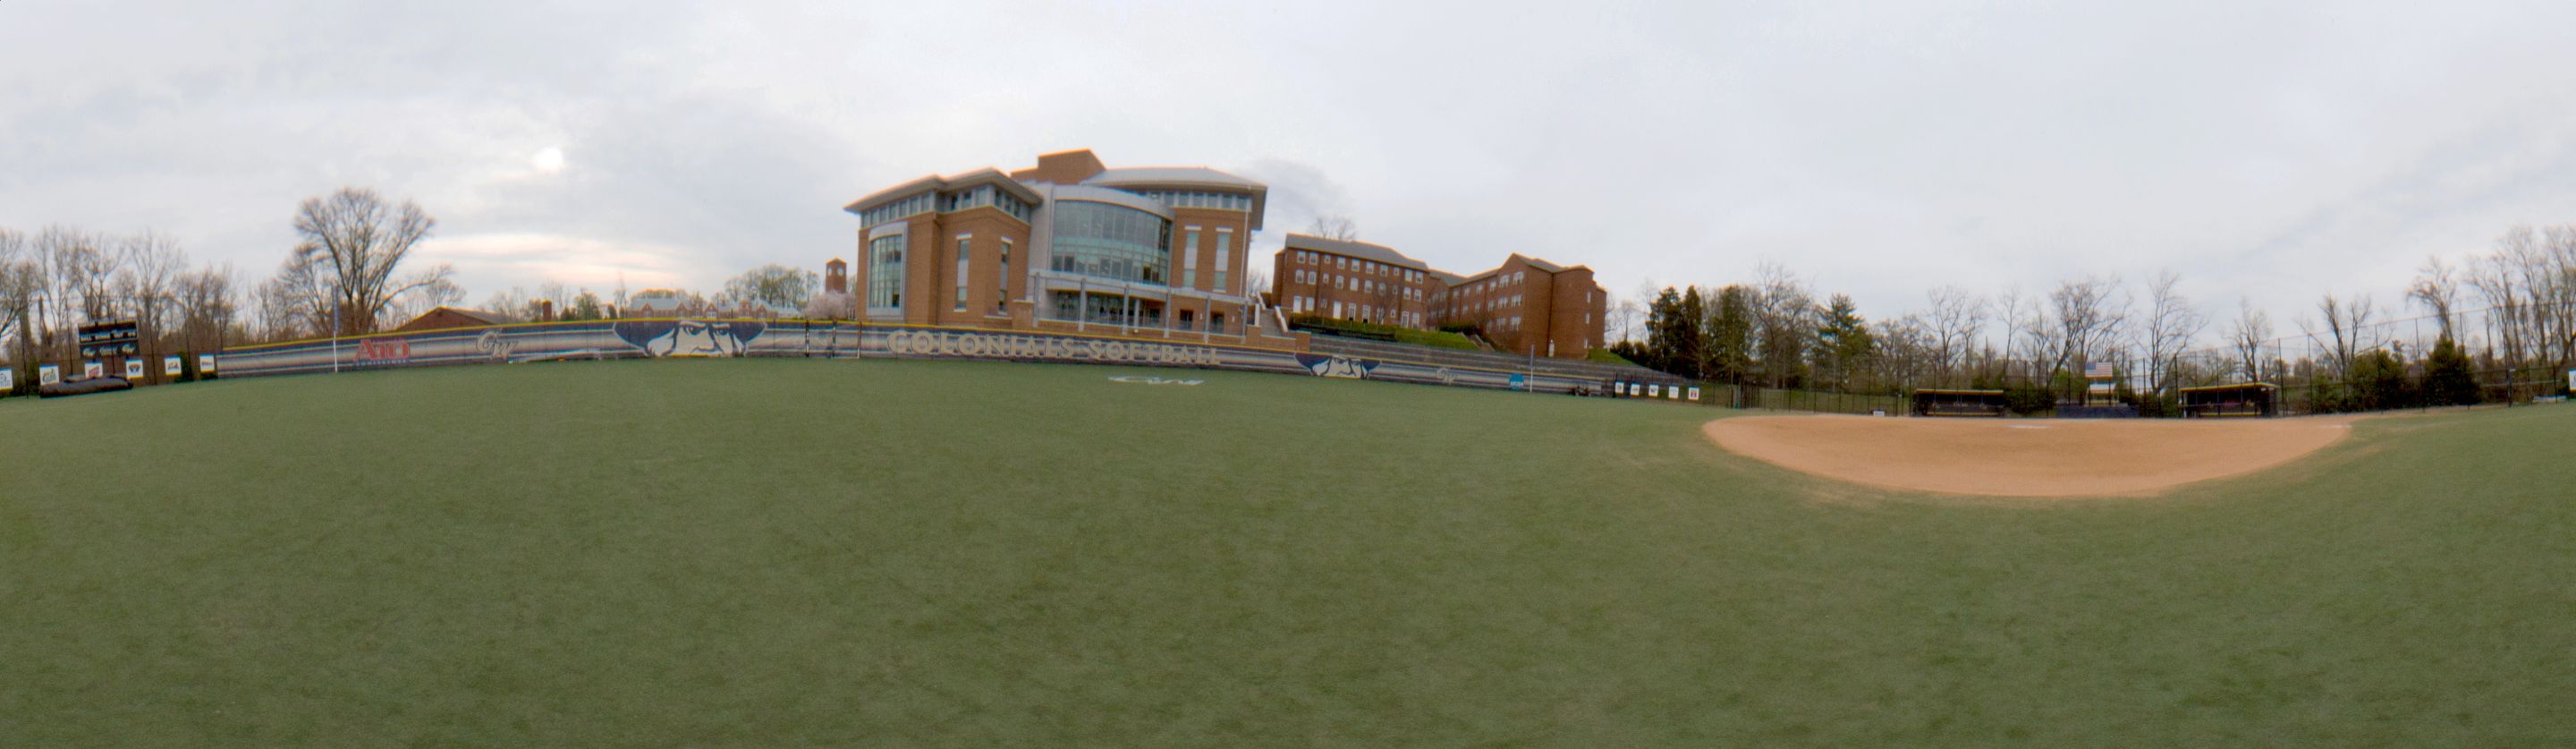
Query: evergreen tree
[[2422, 336, 2479, 406], [1703, 285, 1755, 385], [1673, 287, 1707, 379], [1642, 287, 1682, 374], [1812, 294, 1873, 390]]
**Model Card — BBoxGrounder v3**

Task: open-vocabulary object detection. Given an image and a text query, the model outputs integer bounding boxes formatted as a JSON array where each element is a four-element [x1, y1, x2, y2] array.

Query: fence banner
[[84, 362, 102, 379], [199, 354, 217, 374], [220, 319, 1610, 395], [164, 355, 183, 376], [123, 359, 144, 379], [0, 369, 11, 390], [40, 364, 60, 386]]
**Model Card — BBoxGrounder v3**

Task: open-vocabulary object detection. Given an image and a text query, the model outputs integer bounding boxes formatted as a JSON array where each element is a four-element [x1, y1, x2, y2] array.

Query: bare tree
[[1303, 216, 1359, 241], [113, 231, 187, 360], [0, 228, 40, 370], [2228, 299, 2273, 382], [38, 226, 117, 322], [173, 265, 239, 353], [1608, 295, 1643, 344], [2407, 255, 2462, 340], [1750, 261, 1816, 387], [2308, 292, 2379, 375], [2139, 269, 2207, 397], [292, 187, 449, 336], [1925, 285, 1987, 383], [2045, 275, 2129, 382]]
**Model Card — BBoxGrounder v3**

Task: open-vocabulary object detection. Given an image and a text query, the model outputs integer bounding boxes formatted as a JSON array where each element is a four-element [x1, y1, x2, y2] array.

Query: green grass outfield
[[3, 358, 2572, 746]]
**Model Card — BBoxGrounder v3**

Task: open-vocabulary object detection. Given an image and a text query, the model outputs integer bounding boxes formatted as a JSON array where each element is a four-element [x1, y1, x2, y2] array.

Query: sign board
[[1508, 373, 1527, 391], [83, 362, 102, 379], [199, 354, 217, 374], [1628, 383, 1641, 397], [1687, 387, 1702, 402], [77, 319, 140, 361], [2567, 369, 2574, 391], [2084, 362, 2116, 379], [123, 358, 144, 379], [40, 364, 60, 386], [165, 355, 184, 376], [0, 369, 11, 390]]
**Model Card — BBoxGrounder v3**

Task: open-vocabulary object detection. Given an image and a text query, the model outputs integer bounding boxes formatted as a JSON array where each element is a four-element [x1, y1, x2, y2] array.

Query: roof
[[1448, 253, 1592, 287], [1428, 270, 1467, 285], [434, 307, 519, 326], [1081, 166, 1266, 192], [1283, 234, 1429, 271], [842, 167, 1043, 215], [1081, 166, 1269, 230], [1051, 184, 1174, 219], [2179, 382, 2280, 393], [396, 306, 521, 331]]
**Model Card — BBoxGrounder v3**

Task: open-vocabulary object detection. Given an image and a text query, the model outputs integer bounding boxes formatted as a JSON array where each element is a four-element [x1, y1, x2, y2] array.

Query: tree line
[[1611, 224, 2576, 414], [6, 186, 854, 393]]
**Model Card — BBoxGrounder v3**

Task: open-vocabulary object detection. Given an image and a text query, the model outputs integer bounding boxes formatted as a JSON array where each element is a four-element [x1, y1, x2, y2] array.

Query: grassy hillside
[[2, 359, 2571, 746]]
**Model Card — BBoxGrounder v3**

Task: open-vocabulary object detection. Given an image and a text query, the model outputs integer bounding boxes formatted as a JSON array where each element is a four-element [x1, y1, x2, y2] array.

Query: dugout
[[2180, 382, 2277, 418], [1912, 388, 2007, 417]]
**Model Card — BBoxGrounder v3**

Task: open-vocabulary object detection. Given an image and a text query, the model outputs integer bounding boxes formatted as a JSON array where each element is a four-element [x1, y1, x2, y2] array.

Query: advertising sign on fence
[[84, 362, 102, 379], [199, 354, 217, 374], [123, 359, 144, 379], [40, 364, 60, 385], [217, 319, 1631, 396], [0, 369, 11, 390], [1688, 386, 1701, 401], [164, 355, 183, 376]]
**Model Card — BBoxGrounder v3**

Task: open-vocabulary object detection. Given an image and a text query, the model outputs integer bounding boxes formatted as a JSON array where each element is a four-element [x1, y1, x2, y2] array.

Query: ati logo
[[1294, 353, 1377, 379], [614, 319, 767, 357], [475, 328, 519, 360]]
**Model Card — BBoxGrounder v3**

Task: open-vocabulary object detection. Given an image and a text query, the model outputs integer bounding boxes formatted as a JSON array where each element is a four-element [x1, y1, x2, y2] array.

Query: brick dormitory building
[[1270, 234, 1608, 360]]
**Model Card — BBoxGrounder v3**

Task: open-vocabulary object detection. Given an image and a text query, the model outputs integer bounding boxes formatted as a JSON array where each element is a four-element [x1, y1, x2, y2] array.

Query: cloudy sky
[[6, 1, 2575, 328]]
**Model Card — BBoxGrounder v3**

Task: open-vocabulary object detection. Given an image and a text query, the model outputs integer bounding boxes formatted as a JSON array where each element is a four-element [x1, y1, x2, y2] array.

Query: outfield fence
[[215, 319, 1631, 396]]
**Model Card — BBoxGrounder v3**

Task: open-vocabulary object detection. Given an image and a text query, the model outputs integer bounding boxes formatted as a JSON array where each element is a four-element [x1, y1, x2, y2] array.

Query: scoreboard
[[78, 319, 140, 366]]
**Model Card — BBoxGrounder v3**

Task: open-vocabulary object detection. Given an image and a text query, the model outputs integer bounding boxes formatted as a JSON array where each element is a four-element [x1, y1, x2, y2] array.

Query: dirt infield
[[1701, 414, 2359, 498]]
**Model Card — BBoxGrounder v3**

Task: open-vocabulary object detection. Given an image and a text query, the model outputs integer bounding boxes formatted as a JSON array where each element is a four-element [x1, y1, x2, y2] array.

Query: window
[[867, 234, 906, 310], [1049, 200, 1172, 285], [997, 240, 1013, 312], [1214, 229, 1231, 293], [1182, 228, 1201, 287], [955, 237, 971, 311], [859, 192, 936, 227], [1335, 257, 1346, 270]]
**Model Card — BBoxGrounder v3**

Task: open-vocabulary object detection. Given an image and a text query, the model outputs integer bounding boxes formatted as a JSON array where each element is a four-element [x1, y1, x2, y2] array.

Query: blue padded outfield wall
[[217, 319, 1620, 395]]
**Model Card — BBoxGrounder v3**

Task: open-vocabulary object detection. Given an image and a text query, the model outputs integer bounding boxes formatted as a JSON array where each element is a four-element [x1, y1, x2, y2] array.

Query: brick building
[[1269, 234, 1440, 328], [1270, 238, 1607, 359], [842, 149, 1275, 341], [1430, 254, 1606, 359]]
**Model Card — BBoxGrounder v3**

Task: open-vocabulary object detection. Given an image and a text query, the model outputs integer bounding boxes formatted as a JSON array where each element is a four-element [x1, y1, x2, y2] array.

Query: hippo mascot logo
[[614, 319, 767, 357], [1294, 353, 1377, 379]]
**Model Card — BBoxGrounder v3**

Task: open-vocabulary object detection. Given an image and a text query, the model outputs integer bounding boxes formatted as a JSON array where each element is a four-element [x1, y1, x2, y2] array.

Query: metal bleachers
[[1303, 335, 1689, 387]]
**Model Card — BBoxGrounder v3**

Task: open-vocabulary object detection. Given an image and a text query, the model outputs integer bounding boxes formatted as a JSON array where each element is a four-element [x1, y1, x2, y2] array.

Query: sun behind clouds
[[531, 146, 565, 174]]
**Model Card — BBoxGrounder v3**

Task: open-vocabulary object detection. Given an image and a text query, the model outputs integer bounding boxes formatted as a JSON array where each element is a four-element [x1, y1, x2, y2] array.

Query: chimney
[[538, 299, 555, 322]]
